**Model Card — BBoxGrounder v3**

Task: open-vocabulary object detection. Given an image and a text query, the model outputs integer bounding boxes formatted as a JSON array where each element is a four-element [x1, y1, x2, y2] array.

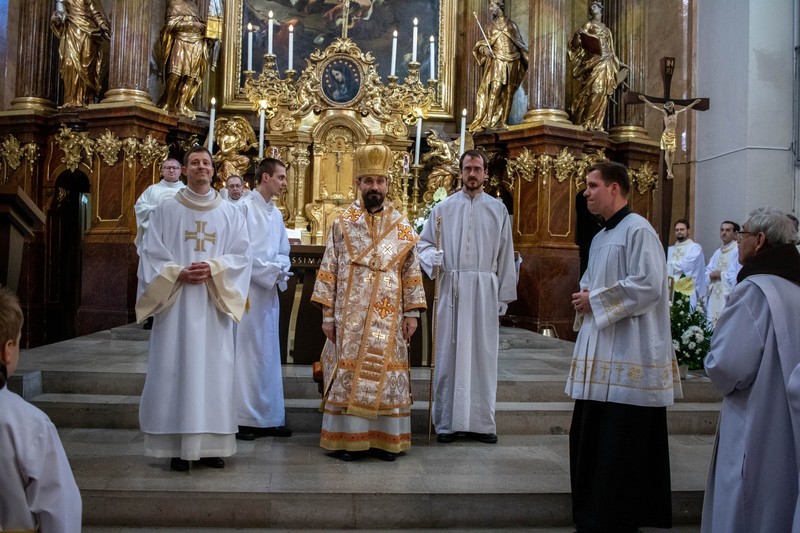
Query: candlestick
[[268, 11, 274, 55], [390, 30, 398, 77], [208, 98, 216, 156], [288, 25, 294, 71], [412, 18, 418, 63], [414, 111, 422, 166], [459, 109, 467, 156], [247, 23, 253, 71], [258, 100, 266, 159], [429, 36, 435, 80]]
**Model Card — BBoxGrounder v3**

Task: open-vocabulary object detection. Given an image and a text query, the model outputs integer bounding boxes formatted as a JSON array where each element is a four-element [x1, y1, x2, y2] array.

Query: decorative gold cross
[[374, 297, 396, 319], [185, 220, 216, 252], [397, 225, 414, 241], [372, 329, 387, 341], [343, 206, 361, 222]]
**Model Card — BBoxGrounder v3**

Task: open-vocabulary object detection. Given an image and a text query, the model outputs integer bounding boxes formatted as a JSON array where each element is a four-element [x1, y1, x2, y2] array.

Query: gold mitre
[[354, 144, 392, 178]]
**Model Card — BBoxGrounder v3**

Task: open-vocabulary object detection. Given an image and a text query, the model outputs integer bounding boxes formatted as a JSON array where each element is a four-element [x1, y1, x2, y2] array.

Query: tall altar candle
[[267, 11, 274, 55], [414, 112, 422, 166], [459, 108, 467, 156], [411, 18, 418, 63], [208, 98, 216, 156], [247, 23, 253, 71], [288, 25, 294, 71], [258, 101, 266, 159], [390, 30, 397, 76], [429, 36, 435, 80]]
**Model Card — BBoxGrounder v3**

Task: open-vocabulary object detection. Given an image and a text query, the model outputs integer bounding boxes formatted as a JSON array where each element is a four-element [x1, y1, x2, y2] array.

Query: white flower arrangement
[[670, 293, 713, 370], [414, 186, 448, 233]]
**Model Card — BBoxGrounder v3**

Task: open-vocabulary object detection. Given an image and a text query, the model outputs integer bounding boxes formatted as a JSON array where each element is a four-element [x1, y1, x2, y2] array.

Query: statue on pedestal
[[156, 0, 210, 119], [468, 0, 529, 132], [568, 1, 627, 131], [50, 0, 111, 108]]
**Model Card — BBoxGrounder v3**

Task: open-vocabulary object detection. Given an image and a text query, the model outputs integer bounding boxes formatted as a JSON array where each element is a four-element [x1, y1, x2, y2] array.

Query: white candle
[[412, 18, 418, 63], [390, 30, 397, 76], [288, 25, 294, 71], [208, 98, 216, 156], [429, 35, 435, 80], [459, 108, 467, 156], [268, 11, 274, 55], [258, 101, 266, 159], [414, 112, 422, 166], [247, 23, 253, 71]]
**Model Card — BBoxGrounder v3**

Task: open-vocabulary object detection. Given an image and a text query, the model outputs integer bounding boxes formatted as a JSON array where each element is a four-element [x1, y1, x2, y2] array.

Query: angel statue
[[208, 116, 257, 184], [421, 128, 473, 204]]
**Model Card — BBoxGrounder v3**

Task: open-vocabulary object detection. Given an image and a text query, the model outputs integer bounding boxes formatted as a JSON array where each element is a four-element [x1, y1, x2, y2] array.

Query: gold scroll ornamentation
[[96, 130, 123, 167], [121, 137, 140, 169], [55, 124, 94, 172], [553, 147, 576, 184], [22, 143, 40, 174], [631, 161, 658, 195], [139, 134, 169, 169], [506, 148, 537, 190], [0, 135, 23, 170]]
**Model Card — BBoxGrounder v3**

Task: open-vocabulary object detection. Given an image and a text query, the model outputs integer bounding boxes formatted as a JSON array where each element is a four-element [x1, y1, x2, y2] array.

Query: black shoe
[[259, 426, 292, 437], [170, 457, 190, 471], [236, 430, 256, 441], [469, 432, 498, 444], [330, 450, 357, 462], [197, 457, 225, 468], [436, 433, 455, 443], [368, 448, 398, 462]]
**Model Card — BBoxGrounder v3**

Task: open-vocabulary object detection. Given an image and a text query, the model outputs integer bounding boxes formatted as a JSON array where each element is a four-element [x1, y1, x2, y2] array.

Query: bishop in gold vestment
[[312, 144, 426, 461]]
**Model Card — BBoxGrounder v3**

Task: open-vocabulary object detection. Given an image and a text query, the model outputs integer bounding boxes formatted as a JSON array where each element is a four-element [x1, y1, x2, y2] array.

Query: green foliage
[[670, 292, 713, 371]]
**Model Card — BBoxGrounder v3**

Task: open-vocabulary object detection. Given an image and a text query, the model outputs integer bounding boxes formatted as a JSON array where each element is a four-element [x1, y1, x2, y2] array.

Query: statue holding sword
[[468, 0, 528, 132]]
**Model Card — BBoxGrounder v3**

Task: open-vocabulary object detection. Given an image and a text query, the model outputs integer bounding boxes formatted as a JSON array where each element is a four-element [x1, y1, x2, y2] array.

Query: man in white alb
[[234, 158, 293, 440], [136, 146, 252, 472], [134, 157, 185, 252], [704, 220, 741, 328], [418, 149, 517, 444], [667, 218, 705, 309]]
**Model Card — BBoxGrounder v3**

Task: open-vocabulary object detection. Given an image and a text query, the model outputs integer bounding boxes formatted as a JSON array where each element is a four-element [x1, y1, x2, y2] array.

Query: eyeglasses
[[734, 231, 757, 241], [162, 166, 181, 171]]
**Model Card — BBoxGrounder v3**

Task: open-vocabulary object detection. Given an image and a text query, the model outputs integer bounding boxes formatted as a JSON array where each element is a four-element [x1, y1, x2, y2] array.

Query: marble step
[[33, 393, 720, 434], [65, 429, 710, 530], [26, 367, 721, 403]]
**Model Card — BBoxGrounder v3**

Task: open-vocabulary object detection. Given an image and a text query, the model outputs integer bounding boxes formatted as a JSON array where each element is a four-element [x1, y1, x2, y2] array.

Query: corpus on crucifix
[[624, 57, 710, 243]]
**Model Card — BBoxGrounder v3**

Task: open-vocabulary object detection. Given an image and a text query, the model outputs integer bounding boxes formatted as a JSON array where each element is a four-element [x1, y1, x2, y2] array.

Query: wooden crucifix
[[623, 57, 710, 245]]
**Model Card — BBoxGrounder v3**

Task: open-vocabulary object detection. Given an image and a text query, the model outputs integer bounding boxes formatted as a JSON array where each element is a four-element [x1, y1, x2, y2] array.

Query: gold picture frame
[[220, 0, 456, 119]]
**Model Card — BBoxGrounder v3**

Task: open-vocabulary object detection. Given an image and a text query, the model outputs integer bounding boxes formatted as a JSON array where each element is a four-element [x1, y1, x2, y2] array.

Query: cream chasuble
[[704, 241, 741, 327], [136, 187, 252, 460], [667, 239, 706, 309], [311, 201, 426, 452]]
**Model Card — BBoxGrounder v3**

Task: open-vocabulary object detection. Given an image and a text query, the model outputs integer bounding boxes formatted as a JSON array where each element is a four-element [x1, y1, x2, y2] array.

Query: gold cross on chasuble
[[374, 297, 396, 319], [185, 220, 216, 252], [672, 246, 686, 261]]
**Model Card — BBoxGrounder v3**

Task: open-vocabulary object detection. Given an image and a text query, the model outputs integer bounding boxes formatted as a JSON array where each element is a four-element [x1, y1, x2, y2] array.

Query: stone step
[[33, 393, 720, 434], [63, 429, 710, 530], [31, 367, 720, 403]]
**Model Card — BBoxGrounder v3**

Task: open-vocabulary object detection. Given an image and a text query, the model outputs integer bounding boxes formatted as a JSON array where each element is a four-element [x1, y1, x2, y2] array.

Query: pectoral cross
[[341, 0, 350, 39], [623, 57, 710, 248], [184, 220, 216, 252]]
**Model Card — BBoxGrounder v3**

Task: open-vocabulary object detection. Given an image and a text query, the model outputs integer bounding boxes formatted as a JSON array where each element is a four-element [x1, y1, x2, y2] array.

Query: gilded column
[[291, 142, 311, 242], [10, 0, 58, 110], [522, 0, 570, 124], [606, 0, 648, 140], [103, 0, 152, 104]]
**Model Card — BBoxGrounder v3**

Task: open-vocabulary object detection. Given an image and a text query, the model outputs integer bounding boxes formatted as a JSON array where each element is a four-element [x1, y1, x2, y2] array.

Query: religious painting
[[321, 57, 362, 105], [221, 0, 456, 118]]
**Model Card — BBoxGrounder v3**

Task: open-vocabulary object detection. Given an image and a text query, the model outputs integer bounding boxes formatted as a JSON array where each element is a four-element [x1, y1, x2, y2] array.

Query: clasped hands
[[571, 288, 592, 314], [178, 262, 212, 284]]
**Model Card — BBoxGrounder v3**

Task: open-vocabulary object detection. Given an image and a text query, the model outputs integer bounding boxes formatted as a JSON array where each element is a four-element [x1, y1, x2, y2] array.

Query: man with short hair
[[418, 149, 517, 444], [224, 175, 247, 202], [703, 207, 800, 532], [667, 218, 706, 309], [704, 220, 742, 328], [134, 157, 185, 253], [312, 143, 426, 462], [136, 146, 252, 472], [568, 161, 682, 533], [234, 158, 293, 441]]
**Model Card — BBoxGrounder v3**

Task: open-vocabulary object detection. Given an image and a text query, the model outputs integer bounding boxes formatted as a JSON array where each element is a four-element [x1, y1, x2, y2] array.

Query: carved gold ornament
[[507, 148, 537, 189], [22, 142, 40, 173], [631, 161, 658, 195], [55, 124, 94, 172], [121, 137, 140, 168], [96, 130, 123, 167], [0, 135, 23, 170], [139, 134, 169, 169]]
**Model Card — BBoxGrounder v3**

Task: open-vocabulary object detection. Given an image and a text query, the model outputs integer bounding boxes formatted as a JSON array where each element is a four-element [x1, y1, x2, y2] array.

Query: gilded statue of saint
[[156, 0, 210, 119], [50, 0, 111, 108], [639, 95, 702, 179], [468, 0, 529, 133], [211, 116, 258, 184], [568, 1, 628, 131]]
